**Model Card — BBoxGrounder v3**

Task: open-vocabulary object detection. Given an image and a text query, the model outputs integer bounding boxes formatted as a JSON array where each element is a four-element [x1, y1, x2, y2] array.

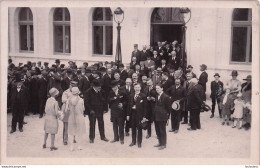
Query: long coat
[[153, 92, 171, 122], [11, 86, 29, 114], [187, 84, 203, 110], [84, 87, 108, 116]]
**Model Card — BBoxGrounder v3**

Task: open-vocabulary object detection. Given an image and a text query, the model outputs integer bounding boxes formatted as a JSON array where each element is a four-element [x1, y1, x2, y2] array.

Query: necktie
[[134, 94, 138, 101]]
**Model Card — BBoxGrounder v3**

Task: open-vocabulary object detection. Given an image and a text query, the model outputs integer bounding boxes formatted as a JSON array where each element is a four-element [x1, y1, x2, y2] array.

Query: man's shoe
[[125, 132, 129, 136], [146, 135, 151, 139], [169, 129, 175, 132], [120, 141, 124, 144], [43, 144, 46, 149], [129, 142, 136, 147], [10, 130, 15, 134], [138, 144, 141, 148], [174, 130, 178, 134], [110, 139, 119, 143], [19, 128, 23, 132], [39, 115, 43, 119], [89, 140, 94, 143], [101, 137, 109, 142], [50, 146, 58, 151], [210, 114, 214, 118], [158, 145, 166, 150], [63, 142, 68, 145], [181, 122, 187, 124], [154, 144, 161, 147], [23, 121, 27, 125], [187, 128, 195, 131]]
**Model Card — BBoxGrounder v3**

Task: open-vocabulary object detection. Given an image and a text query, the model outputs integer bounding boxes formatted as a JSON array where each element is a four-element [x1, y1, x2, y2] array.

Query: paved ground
[[6, 103, 250, 158]]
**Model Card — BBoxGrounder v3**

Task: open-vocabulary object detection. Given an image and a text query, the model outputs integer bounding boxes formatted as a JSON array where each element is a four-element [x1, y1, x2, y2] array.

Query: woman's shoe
[[50, 146, 58, 151], [43, 144, 46, 149]]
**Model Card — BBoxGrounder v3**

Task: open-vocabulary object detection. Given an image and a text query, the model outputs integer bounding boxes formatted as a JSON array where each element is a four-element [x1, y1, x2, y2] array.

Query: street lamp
[[114, 7, 124, 68], [179, 8, 191, 72]]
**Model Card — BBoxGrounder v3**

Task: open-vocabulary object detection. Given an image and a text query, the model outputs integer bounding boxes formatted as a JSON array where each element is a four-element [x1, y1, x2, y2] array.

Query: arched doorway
[[150, 8, 185, 46]]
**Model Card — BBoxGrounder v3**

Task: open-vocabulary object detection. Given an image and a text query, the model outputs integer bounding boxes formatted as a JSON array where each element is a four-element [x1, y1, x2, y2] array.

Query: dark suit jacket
[[140, 50, 148, 62], [167, 56, 180, 70], [79, 75, 91, 95], [143, 86, 157, 120], [199, 71, 208, 92], [151, 55, 162, 69], [61, 77, 71, 91], [160, 78, 174, 92], [131, 50, 142, 63], [108, 89, 127, 118], [119, 85, 134, 114], [210, 80, 224, 99], [127, 93, 147, 122], [120, 70, 128, 82], [153, 92, 171, 121], [187, 84, 203, 110], [38, 77, 48, 101], [84, 87, 108, 116], [11, 86, 30, 113], [166, 85, 186, 110]]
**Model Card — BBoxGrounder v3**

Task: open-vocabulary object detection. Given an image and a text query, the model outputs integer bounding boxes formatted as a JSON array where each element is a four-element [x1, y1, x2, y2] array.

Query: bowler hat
[[70, 81, 78, 87], [231, 70, 238, 76], [243, 75, 251, 81], [92, 79, 101, 87], [49, 88, 59, 97], [200, 64, 207, 70], [214, 73, 220, 77]]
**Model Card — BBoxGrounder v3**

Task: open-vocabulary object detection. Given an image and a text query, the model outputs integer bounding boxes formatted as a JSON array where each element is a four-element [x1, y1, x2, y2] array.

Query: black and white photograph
[[0, 0, 259, 165]]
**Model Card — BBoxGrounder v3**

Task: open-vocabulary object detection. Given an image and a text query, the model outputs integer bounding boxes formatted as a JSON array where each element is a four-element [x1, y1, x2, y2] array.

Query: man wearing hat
[[38, 70, 48, 118], [186, 65, 197, 78], [210, 73, 224, 118], [166, 78, 185, 134], [131, 44, 141, 64], [198, 64, 208, 101], [84, 79, 109, 143], [55, 59, 60, 68], [241, 75, 252, 130], [43, 62, 49, 71], [226, 70, 242, 94], [108, 80, 127, 144], [10, 80, 29, 133], [119, 64, 128, 82], [62, 69, 73, 91], [61, 81, 78, 145]]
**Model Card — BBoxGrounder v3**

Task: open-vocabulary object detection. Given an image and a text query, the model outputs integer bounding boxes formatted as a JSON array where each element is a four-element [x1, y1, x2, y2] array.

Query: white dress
[[232, 99, 245, 119]]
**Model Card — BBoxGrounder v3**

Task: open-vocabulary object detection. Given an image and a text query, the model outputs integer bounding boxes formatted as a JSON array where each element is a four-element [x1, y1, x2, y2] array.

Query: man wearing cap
[[153, 84, 171, 150], [38, 70, 48, 118], [210, 73, 224, 118], [108, 80, 127, 144], [186, 65, 196, 78], [10, 80, 30, 133], [198, 64, 208, 101], [166, 78, 185, 133], [187, 78, 204, 131], [84, 79, 109, 143], [61, 81, 78, 145], [131, 44, 141, 64], [226, 70, 242, 94]]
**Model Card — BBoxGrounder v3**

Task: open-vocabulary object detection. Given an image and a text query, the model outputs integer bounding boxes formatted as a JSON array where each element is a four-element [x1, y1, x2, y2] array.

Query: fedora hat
[[71, 87, 80, 95], [172, 101, 180, 111], [243, 75, 251, 81], [231, 70, 238, 76], [49, 88, 59, 97]]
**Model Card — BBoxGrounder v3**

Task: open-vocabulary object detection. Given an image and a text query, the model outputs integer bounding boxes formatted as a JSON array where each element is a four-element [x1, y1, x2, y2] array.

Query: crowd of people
[[7, 41, 252, 152]]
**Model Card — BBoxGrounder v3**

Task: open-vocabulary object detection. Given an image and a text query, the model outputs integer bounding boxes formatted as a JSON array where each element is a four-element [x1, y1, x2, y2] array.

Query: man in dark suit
[[84, 79, 109, 143], [131, 44, 142, 64], [153, 84, 171, 150], [187, 78, 204, 131], [210, 73, 224, 118], [168, 51, 180, 70], [119, 64, 128, 82], [186, 65, 197, 78], [143, 78, 157, 138], [166, 78, 186, 133], [108, 81, 127, 144], [151, 50, 162, 69], [160, 72, 174, 92], [159, 59, 168, 72], [198, 64, 208, 101], [113, 72, 125, 87], [127, 83, 147, 148], [79, 69, 91, 96], [29, 71, 39, 114], [119, 78, 134, 136], [38, 70, 48, 118], [181, 73, 193, 124], [103, 68, 113, 99], [140, 45, 148, 65], [10, 80, 29, 133], [61, 69, 73, 91]]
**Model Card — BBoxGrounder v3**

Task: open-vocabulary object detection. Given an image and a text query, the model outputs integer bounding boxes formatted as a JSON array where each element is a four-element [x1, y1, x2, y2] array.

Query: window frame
[[53, 8, 71, 55], [18, 7, 34, 52], [92, 8, 113, 57], [230, 8, 252, 65]]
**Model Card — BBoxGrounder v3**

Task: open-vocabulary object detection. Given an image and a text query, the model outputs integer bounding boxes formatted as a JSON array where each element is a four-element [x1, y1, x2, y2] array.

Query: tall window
[[19, 8, 34, 52], [92, 8, 113, 56], [53, 8, 71, 54], [231, 8, 252, 63]]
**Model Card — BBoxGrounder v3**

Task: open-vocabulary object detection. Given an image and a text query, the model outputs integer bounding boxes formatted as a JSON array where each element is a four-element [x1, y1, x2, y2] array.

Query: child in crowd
[[220, 88, 234, 126], [43, 88, 59, 151], [232, 92, 246, 129]]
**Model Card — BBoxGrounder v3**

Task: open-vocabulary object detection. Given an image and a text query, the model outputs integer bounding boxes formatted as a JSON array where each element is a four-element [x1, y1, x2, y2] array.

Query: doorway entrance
[[150, 8, 185, 46]]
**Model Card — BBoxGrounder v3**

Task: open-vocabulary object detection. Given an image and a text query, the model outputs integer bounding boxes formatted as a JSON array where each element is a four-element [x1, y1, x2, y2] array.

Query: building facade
[[8, 7, 252, 85]]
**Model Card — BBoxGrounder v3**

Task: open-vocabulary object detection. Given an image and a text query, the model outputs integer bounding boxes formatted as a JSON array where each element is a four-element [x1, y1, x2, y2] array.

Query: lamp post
[[114, 7, 124, 69], [179, 8, 191, 72]]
